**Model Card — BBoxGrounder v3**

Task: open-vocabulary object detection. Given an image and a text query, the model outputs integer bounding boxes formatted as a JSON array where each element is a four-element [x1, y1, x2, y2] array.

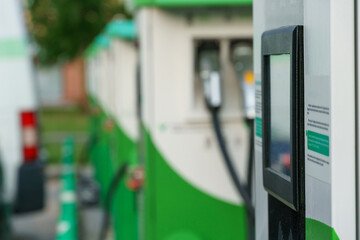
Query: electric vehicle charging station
[[135, 1, 254, 239], [86, 34, 110, 114], [105, 20, 139, 147], [254, 1, 357, 239], [105, 20, 139, 240], [85, 34, 114, 201], [97, 35, 111, 115], [84, 20, 139, 240]]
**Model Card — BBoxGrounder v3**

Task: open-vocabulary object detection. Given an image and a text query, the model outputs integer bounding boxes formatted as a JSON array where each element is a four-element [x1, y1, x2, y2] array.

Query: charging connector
[[198, 40, 255, 240]]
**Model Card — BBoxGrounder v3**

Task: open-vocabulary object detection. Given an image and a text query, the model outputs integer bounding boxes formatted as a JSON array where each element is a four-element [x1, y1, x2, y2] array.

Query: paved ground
[[12, 170, 103, 240], [80, 207, 103, 240], [12, 178, 59, 240]]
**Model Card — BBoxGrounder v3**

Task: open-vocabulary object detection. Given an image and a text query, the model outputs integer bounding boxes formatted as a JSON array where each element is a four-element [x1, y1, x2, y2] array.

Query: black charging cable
[[77, 111, 129, 240], [98, 163, 128, 240], [78, 133, 98, 165], [210, 108, 255, 240], [246, 119, 254, 199], [245, 118, 255, 240]]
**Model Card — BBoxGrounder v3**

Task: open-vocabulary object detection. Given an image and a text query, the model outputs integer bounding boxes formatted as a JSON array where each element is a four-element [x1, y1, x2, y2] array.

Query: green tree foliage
[[27, 0, 130, 64]]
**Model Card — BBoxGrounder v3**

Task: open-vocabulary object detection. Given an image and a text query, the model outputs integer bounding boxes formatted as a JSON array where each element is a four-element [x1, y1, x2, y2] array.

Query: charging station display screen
[[269, 54, 291, 178]]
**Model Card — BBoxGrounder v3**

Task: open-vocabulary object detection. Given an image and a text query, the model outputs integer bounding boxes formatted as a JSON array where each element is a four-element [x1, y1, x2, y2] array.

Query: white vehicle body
[[0, 0, 42, 210]]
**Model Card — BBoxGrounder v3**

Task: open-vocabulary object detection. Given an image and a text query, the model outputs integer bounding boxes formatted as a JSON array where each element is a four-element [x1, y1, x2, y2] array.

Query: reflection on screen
[[269, 54, 291, 178]]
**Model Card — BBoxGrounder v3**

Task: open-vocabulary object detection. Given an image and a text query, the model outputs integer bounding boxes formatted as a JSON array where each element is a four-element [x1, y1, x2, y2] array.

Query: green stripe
[[306, 131, 330, 156], [255, 117, 262, 137], [306, 218, 339, 240], [0, 39, 28, 58]]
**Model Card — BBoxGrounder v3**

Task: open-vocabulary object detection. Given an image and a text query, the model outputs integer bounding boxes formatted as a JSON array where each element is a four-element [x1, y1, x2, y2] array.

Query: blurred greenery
[[40, 106, 88, 132], [26, 0, 131, 64], [40, 106, 89, 165]]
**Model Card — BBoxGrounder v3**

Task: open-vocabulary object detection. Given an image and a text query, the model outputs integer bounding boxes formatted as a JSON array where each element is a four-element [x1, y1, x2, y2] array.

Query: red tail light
[[21, 111, 38, 163]]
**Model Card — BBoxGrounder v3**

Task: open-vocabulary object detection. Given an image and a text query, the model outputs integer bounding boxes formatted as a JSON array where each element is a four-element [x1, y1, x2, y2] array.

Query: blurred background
[[1, 0, 256, 239], [4, 0, 130, 239]]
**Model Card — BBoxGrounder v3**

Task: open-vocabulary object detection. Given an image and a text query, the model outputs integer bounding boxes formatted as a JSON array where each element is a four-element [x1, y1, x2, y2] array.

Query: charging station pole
[[254, 1, 357, 239]]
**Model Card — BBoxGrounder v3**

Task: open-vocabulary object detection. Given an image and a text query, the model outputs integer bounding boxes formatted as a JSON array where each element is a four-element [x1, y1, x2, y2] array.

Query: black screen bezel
[[262, 25, 304, 210]]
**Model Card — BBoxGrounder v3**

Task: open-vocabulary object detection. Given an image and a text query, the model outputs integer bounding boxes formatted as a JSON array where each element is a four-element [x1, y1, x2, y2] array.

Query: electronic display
[[269, 54, 291, 178]]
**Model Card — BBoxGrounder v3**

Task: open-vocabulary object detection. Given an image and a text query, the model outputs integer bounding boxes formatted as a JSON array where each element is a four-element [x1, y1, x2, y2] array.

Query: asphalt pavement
[[13, 178, 59, 240], [12, 168, 103, 240]]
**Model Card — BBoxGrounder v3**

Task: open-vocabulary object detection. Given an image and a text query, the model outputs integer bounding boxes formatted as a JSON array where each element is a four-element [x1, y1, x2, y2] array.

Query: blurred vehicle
[[0, 0, 44, 226]]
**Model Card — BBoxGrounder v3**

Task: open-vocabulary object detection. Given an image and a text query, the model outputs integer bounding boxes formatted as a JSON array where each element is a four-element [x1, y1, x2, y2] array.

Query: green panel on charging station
[[142, 128, 249, 240], [88, 96, 138, 240]]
